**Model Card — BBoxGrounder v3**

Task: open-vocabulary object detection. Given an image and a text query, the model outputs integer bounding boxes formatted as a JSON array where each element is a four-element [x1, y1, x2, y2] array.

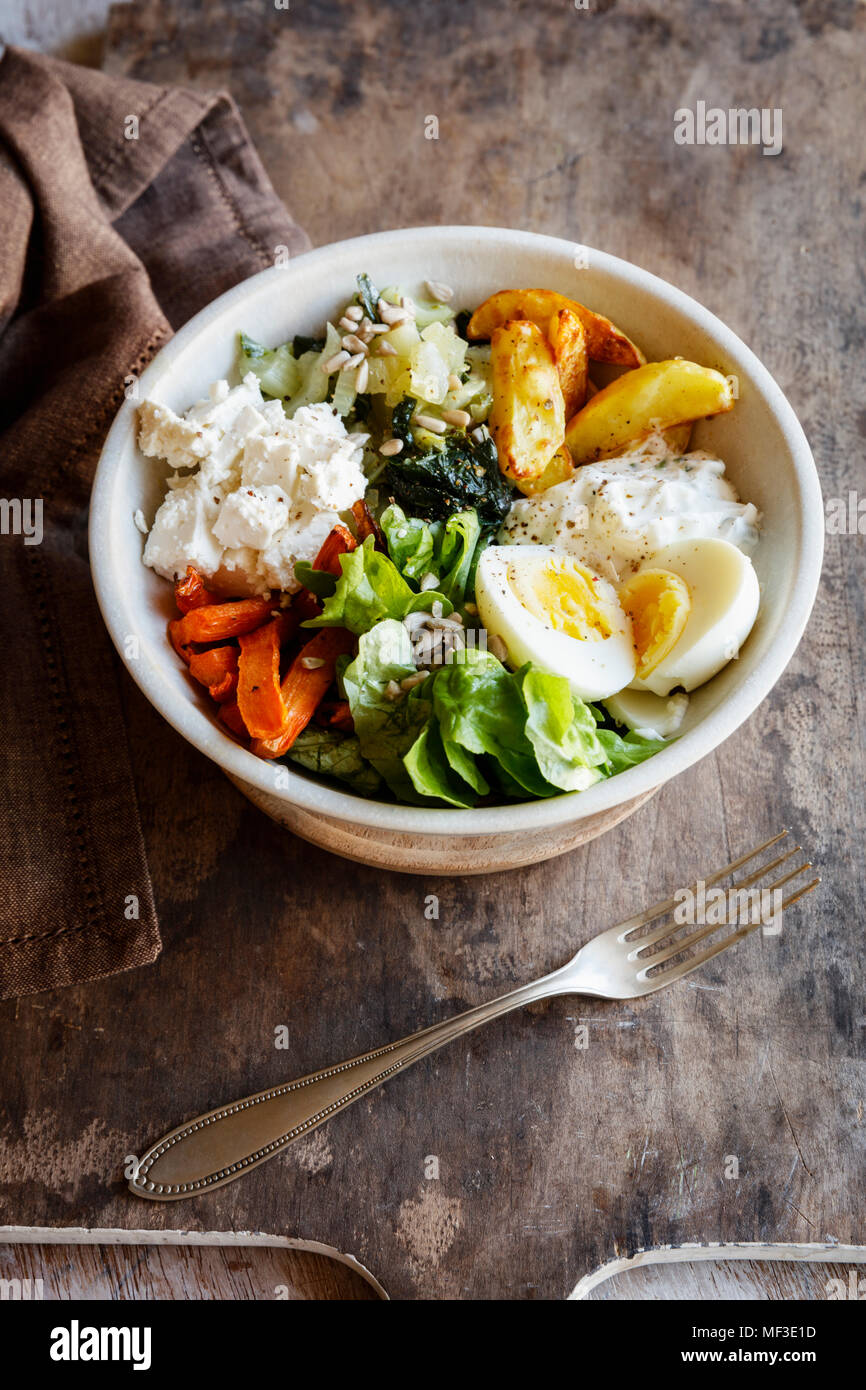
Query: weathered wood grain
[[0, 0, 863, 1301], [0, 1238, 381, 1300]]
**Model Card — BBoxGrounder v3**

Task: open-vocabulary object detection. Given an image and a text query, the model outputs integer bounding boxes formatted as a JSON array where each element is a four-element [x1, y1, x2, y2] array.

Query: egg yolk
[[619, 569, 691, 677], [509, 556, 617, 643]]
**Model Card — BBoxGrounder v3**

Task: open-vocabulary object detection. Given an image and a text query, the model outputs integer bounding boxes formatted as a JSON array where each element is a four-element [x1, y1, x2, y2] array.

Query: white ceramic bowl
[[90, 227, 823, 874]]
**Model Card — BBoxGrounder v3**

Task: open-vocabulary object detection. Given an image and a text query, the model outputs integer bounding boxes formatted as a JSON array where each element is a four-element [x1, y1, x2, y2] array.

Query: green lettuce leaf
[[430, 648, 553, 797], [404, 721, 477, 808], [435, 509, 482, 608], [293, 560, 337, 598], [379, 505, 439, 584], [284, 726, 381, 796], [380, 503, 486, 608], [518, 667, 607, 792], [341, 620, 433, 800], [596, 725, 669, 774], [304, 536, 451, 635]]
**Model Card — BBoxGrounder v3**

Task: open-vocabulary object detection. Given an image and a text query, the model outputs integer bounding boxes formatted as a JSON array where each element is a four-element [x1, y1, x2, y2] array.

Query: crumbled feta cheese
[[142, 476, 224, 579], [140, 377, 368, 595], [213, 485, 290, 550]]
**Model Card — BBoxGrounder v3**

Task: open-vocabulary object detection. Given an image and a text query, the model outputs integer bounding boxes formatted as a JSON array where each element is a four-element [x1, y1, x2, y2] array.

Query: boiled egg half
[[619, 538, 759, 696], [475, 545, 636, 701]]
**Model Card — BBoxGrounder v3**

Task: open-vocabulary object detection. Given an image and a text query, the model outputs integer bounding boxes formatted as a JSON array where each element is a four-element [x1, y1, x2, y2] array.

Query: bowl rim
[[90, 224, 824, 836]]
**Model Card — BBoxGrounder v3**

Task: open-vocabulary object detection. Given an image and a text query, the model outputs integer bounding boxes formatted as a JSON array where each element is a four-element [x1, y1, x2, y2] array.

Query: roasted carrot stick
[[169, 617, 192, 664], [237, 619, 287, 740], [292, 588, 322, 623], [252, 627, 356, 758], [351, 499, 385, 550], [317, 699, 354, 732], [172, 596, 274, 650], [313, 523, 357, 577], [218, 699, 248, 739], [269, 589, 321, 649], [188, 646, 239, 703], [175, 566, 216, 614]]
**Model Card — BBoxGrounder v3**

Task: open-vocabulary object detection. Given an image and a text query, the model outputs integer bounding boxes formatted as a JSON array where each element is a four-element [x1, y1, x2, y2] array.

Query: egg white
[[603, 689, 689, 739], [475, 545, 636, 702], [628, 538, 759, 696]]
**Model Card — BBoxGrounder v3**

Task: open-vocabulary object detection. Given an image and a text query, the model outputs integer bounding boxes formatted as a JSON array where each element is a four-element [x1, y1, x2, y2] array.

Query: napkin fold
[[0, 47, 309, 998]]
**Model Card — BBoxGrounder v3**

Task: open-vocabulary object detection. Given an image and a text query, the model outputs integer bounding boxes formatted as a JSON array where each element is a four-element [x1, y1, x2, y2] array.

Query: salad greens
[[334, 641, 633, 807], [284, 725, 382, 796], [340, 621, 434, 803], [301, 536, 453, 635], [594, 722, 669, 774], [384, 411, 513, 525], [380, 503, 483, 608]]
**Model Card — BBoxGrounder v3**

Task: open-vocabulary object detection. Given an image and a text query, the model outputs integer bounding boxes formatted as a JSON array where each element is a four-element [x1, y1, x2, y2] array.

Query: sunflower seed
[[343, 352, 365, 370], [413, 413, 447, 434], [355, 358, 369, 392], [338, 316, 358, 332], [341, 333, 368, 354], [378, 300, 410, 326], [384, 679, 404, 702], [379, 437, 403, 456], [301, 656, 326, 670], [425, 279, 454, 303], [324, 350, 351, 373], [447, 373, 462, 391], [376, 341, 398, 356], [487, 633, 509, 663], [400, 671, 429, 691], [403, 610, 430, 632], [345, 303, 364, 322], [442, 408, 472, 428]]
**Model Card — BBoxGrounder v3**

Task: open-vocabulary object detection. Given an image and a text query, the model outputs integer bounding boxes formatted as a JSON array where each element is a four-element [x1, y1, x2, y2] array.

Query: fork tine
[[735, 846, 802, 891], [635, 861, 814, 970], [617, 830, 789, 944], [642, 875, 820, 987], [634, 848, 805, 954]]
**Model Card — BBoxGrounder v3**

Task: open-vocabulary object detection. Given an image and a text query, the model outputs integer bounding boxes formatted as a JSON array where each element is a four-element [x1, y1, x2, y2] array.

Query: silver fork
[[130, 831, 817, 1201]]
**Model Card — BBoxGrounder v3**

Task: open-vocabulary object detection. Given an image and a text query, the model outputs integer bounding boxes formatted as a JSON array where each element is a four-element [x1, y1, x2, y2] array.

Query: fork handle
[[129, 969, 567, 1200]]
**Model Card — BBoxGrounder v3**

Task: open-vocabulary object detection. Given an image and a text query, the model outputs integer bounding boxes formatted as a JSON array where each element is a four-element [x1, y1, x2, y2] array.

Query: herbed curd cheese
[[139, 373, 368, 596], [501, 434, 760, 584]]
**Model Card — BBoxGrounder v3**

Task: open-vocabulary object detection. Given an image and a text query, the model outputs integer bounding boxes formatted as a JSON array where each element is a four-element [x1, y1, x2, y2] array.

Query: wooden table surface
[[1, 0, 864, 1301]]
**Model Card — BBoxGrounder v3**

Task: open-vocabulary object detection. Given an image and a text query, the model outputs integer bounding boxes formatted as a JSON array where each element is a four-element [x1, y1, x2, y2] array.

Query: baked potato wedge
[[547, 308, 588, 417], [489, 320, 566, 482], [514, 444, 575, 497], [468, 288, 645, 367], [564, 359, 735, 465], [619, 421, 692, 456]]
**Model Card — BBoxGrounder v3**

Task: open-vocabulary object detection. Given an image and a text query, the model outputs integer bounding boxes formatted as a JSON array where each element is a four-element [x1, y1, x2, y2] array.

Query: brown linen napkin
[[0, 47, 309, 999]]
